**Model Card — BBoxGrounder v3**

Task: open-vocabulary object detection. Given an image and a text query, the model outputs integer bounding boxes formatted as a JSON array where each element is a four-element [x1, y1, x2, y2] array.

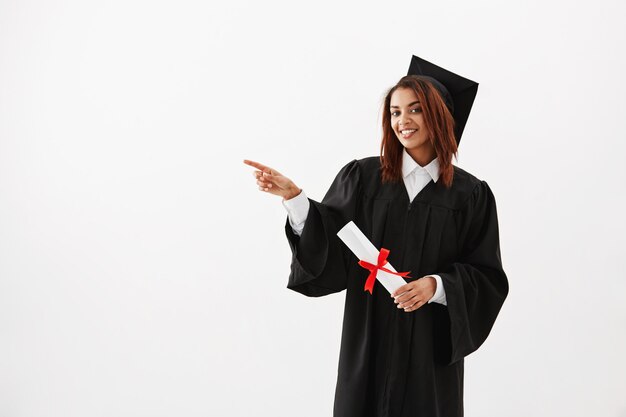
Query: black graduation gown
[[284, 157, 509, 417]]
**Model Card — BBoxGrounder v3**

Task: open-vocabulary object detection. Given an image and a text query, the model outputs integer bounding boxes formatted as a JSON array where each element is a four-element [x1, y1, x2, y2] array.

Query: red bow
[[357, 248, 411, 294]]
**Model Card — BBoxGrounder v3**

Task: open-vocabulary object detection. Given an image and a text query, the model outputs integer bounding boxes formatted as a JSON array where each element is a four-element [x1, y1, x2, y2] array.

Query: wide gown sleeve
[[285, 160, 361, 297], [438, 180, 509, 365]]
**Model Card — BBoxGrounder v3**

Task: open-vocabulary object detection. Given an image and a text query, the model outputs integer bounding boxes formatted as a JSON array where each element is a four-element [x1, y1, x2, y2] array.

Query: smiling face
[[389, 87, 435, 166]]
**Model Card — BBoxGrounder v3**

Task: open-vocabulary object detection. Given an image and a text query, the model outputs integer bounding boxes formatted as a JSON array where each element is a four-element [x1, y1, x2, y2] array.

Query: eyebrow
[[390, 100, 420, 109]]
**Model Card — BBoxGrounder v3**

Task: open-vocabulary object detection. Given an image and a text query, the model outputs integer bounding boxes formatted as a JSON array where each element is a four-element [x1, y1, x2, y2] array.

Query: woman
[[244, 59, 509, 417]]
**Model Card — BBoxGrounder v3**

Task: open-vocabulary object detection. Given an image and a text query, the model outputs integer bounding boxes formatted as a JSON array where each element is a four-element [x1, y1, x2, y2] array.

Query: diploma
[[337, 221, 409, 294]]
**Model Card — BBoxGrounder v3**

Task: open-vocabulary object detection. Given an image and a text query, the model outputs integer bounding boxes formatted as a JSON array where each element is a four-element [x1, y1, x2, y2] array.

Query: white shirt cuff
[[427, 274, 447, 306], [281, 190, 310, 236]]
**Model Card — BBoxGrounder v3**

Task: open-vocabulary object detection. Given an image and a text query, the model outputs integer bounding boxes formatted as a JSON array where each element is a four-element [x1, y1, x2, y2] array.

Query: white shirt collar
[[401, 148, 440, 183]]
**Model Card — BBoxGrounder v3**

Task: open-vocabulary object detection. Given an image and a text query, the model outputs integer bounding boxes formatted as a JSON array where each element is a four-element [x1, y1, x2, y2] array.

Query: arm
[[244, 158, 361, 297], [437, 181, 509, 365], [282, 190, 310, 236], [284, 160, 361, 297]]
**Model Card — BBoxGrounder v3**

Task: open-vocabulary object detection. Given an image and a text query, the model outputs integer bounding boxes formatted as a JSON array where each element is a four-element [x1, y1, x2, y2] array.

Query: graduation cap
[[407, 55, 479, 144]]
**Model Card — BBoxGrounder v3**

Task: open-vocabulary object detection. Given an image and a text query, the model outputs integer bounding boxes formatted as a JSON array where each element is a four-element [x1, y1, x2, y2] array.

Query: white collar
[[401, 148, 440, 183]]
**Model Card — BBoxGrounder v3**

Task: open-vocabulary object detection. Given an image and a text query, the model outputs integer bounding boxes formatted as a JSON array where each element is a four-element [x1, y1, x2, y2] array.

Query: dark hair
[[380, 75, 458, 188]]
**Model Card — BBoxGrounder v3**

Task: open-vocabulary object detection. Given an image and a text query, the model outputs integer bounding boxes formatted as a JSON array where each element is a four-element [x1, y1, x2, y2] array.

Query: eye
[[411, 107, 422, 113], [391, 111, 399, 117]]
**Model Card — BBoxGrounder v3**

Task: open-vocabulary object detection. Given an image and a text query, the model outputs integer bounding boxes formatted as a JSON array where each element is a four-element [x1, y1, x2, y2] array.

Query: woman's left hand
[[391, 277, 437, 313]]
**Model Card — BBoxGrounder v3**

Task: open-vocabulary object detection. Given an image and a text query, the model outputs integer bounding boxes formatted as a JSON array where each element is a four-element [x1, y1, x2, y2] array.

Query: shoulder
[[356, 155, 381, 169], [451, 165, 482, 192], [356, 156, 382, 190], [449, 166, 496, 210], [335, 156, 380, 182], [430, 165, 494, 210], [329, 157, 381, 196]]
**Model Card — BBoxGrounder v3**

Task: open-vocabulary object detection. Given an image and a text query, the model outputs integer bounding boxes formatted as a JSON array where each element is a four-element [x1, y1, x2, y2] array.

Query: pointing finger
[[244, 159, 272, 172]]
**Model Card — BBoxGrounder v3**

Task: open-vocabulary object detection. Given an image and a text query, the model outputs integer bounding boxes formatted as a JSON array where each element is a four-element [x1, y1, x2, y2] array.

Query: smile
[[400, 129, 416, 138]]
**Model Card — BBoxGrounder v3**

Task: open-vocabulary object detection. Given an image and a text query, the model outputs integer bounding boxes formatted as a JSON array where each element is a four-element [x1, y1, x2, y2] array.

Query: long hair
[[380, 75, 458, 188]]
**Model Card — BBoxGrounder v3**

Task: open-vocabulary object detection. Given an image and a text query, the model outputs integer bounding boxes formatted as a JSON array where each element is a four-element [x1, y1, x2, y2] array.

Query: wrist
[[424, 275, 437, 293], [283, 186, 302, 201]]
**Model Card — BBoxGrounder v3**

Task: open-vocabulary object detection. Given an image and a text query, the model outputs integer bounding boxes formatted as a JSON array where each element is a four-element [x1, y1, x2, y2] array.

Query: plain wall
[[1, 0, 625, 415]]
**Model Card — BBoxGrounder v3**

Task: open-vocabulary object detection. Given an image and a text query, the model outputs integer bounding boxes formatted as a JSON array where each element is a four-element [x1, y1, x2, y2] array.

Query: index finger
[[243, 159, 272, 172]]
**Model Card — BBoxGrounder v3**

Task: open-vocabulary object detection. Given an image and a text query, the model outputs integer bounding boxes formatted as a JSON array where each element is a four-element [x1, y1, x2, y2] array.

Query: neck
[[407, 145, 436, 167]]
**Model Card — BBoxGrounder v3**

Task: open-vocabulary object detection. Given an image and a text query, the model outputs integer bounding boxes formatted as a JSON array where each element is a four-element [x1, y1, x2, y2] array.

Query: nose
[[399, 115, 412, 127]]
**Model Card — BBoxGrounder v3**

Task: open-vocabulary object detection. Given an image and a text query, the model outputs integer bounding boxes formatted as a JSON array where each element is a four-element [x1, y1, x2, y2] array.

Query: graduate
[[244, 55, 509, 417]]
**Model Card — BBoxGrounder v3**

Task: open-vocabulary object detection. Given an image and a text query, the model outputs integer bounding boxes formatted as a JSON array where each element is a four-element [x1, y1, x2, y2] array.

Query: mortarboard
[[407, 55, 479, 144]]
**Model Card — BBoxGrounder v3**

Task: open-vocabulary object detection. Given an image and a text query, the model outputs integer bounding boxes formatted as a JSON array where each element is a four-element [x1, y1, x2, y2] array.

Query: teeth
[[401, 129, 416, 134]]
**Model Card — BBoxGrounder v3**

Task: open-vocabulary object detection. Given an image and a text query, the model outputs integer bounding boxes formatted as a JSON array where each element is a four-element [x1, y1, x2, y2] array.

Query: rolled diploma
[[337, 221, 407, 294]]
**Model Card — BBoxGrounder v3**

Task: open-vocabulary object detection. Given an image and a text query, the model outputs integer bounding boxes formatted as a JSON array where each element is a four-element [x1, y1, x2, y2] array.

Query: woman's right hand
[[243, 159, 302, 200]]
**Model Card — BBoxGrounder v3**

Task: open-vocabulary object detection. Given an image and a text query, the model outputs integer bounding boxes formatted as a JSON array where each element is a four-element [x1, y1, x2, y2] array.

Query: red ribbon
[[357, 248, 411, 294]]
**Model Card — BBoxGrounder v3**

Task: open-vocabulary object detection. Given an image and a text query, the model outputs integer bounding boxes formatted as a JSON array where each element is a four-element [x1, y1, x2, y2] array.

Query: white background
[[1, 0, 625, 416]]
